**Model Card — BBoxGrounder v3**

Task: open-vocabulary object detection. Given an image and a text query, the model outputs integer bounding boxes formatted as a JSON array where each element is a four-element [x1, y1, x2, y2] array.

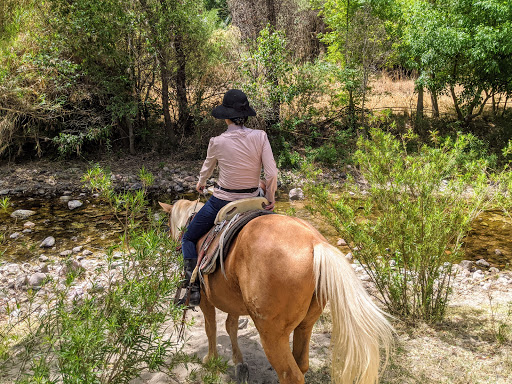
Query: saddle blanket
[[197, 209, 274, 279]]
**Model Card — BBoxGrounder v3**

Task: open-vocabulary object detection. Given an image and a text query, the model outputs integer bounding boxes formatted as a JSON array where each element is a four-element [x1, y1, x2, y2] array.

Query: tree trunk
[[450, 85, 464, 121], [174, 31, 190, 133], [430, 90, 439, 118], [160, 58, 175, 144], [416, 86, 424, 119]]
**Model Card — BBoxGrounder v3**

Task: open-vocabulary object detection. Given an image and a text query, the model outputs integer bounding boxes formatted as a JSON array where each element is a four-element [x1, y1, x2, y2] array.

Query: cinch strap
[[214, 183, 258, 194]]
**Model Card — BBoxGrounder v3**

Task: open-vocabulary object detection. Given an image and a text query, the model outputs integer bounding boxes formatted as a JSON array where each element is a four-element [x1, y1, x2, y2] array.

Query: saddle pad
[[199, 210, 275, 277]]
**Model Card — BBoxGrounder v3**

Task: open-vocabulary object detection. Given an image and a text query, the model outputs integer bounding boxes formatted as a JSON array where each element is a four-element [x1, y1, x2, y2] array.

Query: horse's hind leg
[[200, 296, 218, 363], [292, 295, 324, 374], [226, 314, 248, 383], [259, 330, 305, 384]]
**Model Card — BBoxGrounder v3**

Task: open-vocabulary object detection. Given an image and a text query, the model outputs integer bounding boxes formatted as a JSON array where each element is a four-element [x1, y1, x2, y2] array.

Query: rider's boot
[[179, 258, 200, 307]]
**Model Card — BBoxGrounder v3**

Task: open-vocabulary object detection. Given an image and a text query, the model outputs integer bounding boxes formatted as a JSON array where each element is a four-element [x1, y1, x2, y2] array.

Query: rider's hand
[[264, 201, 275, 211], [196, 183, 205, 194]]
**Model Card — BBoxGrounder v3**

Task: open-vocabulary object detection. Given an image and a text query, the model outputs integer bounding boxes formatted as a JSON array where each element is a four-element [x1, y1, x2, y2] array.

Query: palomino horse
[[160, 199, 393, 384]]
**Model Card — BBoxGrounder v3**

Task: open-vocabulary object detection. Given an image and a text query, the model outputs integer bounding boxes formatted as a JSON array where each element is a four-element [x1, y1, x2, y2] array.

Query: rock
[[184, 176, 196, 182], [472, 270, 485, 280], [495, 249, 504, 256], [83, 249, 93, 256], [60, 250, 72, 257], [459, 260, 474, 271], [40, 236, 55, 248], [461, 269, 471, 278], [337, 238, 347, 246], [24, 221, 35, 228], [9, 232, 22, 239], [0, 189, 10, 195], [497, 277, 510, 285], [475, 259, 490, 269], [11, 210, 36, 219], [345, 252, 353, 260], [489, 267, 500, 274], [39, 263, 49, 273], [360, 274, 372, 281], [15, 274, 28, 287], [59, 195, 72, 203], [288, 188, 304, 201], [68, 200, 83, 210], [72, 246, 83, 253], [113, 251, 123, 259], [2, 263, 21, 276], [22, 229, 32, 234], [39, 255, 48, 262]]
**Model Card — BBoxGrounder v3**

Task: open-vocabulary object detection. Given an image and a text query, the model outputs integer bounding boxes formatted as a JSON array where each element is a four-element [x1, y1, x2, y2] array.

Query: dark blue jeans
[[181, 196, 230, 260]]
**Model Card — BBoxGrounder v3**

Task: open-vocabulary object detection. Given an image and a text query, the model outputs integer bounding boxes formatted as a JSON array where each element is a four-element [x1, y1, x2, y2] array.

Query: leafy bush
[[2, 166, 186, 383], [308, 128, 496, 322]]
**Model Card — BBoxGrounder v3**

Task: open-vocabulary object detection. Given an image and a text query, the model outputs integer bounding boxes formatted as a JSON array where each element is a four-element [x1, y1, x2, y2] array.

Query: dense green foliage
[[0, 0, 510, 161], [308, 128, 506, 322]]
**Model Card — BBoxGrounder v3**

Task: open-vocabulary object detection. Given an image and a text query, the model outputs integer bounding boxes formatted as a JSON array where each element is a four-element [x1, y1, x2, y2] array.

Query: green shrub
[[308, 128, 496, 323]]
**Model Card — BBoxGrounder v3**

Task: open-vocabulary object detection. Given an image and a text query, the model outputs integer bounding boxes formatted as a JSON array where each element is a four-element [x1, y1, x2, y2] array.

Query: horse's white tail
[[313, 242, 393, 384]]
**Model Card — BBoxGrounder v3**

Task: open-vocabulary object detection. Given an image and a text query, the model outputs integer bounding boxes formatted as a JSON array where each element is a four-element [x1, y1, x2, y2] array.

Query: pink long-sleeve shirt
[[198, 124, 278, 203]]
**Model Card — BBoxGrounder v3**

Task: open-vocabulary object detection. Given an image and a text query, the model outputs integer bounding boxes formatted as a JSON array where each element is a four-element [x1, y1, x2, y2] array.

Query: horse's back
[[205, 214, 322, 326]]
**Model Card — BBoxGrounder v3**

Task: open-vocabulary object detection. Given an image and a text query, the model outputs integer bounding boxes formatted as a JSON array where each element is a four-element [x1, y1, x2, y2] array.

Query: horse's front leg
[[199, 296, 218, 363], [226, 314, 249, 384]]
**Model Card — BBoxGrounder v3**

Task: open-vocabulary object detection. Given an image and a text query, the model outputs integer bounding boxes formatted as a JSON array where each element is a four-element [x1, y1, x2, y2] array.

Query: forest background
[[1, 0, 511, 167]]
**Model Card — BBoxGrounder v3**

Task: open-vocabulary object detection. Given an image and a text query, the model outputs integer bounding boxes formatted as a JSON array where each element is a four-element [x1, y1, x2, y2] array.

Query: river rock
[[59, 195, 72, 203], [11, 210, 36, 219], [22, 229, 32, 234], [40, 236, 55, 248], [289, 188, 304, 201], [83, 249, 93, 256], [38, 255, 49, 262], [489, 267, 499, 274], [24, 221, 35, 228], [495, 249, 504, 256], [9, 232, 22, 239], [72, 246, 83, 253], [476, 259, 490, 269], [39, 263, 49, 273], [15, 274, 28, 287], [2, 263, 21, 276], [60, 250, 72, 257], [473, 270, 485, 279], [28, 273, 46, 287], [459, 260, 474, 271], [337, 238, 347, 246], [68, 200, 83, 210], [184, 176, 196, 182], [345, 252, 353, 260]]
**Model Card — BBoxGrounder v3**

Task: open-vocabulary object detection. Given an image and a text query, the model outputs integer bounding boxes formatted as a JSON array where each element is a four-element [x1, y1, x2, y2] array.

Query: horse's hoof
[[235, 362, 249, 384]]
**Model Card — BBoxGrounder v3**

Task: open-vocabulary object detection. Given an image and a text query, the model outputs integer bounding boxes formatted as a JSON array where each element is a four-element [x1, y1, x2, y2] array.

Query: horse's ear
[[158, 201, 173, 213]]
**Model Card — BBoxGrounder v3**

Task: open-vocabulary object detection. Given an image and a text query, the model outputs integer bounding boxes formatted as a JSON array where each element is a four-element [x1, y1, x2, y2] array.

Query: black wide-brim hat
[[211, 89, 256, 119]]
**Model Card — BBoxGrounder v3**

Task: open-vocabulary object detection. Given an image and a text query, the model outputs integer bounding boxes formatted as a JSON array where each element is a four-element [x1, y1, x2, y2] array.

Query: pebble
[[184, 176, 196, 182], [22, 229, 32, 234], [289, 188, 305, 201], [475, 259, 490, 269], [39, 255, 49, 262], [59, 195, 72, 203], [459, 260, 474, 271], [40, 236, 55, 248], [489, 267, 500, 274], [68, 200, 83, 210], [9, 232, 22, 239], [83, 250, 93, 256], [72, 246, 83, 253], [473, 270, 485, 279], [345, 252, 353, 260], [28, 273, 47, 287], [60, 250, 72, 257], [39, 263, 49, 273], [337, 238, 347, 246], [10, 210, 36, 219], [24, 221, 35, 228]]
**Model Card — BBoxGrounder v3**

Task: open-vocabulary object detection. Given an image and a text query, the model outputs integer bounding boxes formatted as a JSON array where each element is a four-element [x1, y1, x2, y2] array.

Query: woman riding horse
[[181, 89, 278, 306]]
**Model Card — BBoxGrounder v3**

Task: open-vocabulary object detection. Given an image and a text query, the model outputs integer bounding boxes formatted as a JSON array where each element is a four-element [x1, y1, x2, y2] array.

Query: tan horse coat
[[160, 200, 393, 384]]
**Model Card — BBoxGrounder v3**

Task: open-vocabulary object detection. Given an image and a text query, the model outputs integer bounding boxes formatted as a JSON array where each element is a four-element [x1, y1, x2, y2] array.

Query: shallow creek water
[[1, 194, 511, 269]]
